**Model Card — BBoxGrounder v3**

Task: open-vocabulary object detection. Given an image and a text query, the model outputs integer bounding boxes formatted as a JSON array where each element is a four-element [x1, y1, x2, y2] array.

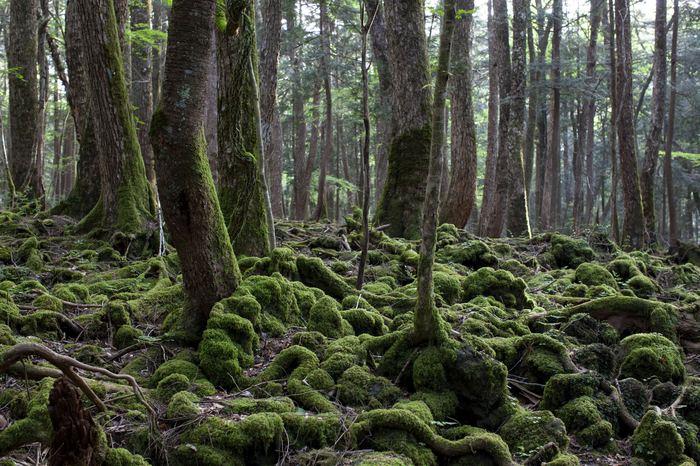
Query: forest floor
[[1, 208, 700, 466]]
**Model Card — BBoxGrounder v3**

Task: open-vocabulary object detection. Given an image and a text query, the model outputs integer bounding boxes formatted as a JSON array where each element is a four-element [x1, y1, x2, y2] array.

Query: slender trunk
[[540, 0, 561, 231], [664, 0, 679, 247], [204, 32, 219, 181], [478, 0, 499, 235], [260, 0, 285, 217], [441, 0, 476, 228], [357, 0, 372, 289], [288, 0, 308, 220], [51, 81, 62, 202], [60, 116, 76, 198], [533, 0, 550, 227], [151, 0, 240, 341], [376, 0, 432, 239], [614, 0, 645, 248], [314, 0, 333, 221], [34, 3, 49, 207], [523, 14, 537, 198], [640, 0, 667, 245], [303, 86, 321, 219], [130, 0, 155, 185], [216, 0, 272, 256], [415, 0, 455, 345], [75, 0, 154, 236], [581, 0, 603, 229]]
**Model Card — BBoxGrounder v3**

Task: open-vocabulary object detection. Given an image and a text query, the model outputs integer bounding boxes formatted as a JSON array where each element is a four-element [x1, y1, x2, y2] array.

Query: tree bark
[[664, 0, 679, 247], [151, 0, 241, 341], [130, 0, 156, 185], [216, 0, 272, 257], [614, 0, 645, 248], [260, 0, 285, 218], [313, 0, 333, 221], [533, 0, 550, 227], [540, 0, 562, 231], [441, 0, 476, 229], [50, 81, 62, 203], [640, 0, 667, 245], [603, 0, 620, 242], [376, 0, 432, 239], [8, 0, 44, 199], [75, 0, 154, 237], [415, 0, 455, 345]]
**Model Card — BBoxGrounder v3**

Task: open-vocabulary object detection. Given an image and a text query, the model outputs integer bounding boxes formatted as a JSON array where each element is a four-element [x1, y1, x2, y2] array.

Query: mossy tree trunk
[[8, 0, 44, 200], [313, 0, 333, 221], [376, 0, 432, 239], [130, 0, 156, 186], [414, 0, 455, 345], [640, 0, 666, 245], [150, 0, 241, 341], [52, 0, 101, 219], [614, 0, 645, 248], [441, 0, 476, 229], [75, 0, 154, 236], [216, 0, 273, 257]]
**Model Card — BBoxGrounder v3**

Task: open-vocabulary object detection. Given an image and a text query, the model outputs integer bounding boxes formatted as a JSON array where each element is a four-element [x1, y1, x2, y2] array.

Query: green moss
[[627, 275, 659, 298], [432, 271, 462, 305], [32, 293, 63, 312], [572, 343, 616, 377], [297, 256, 353, 299], [619, 333, 685, 383], [410, 390, 458, 421], [340, 308, 387, 336], [166, 391, 200, 420], [546, 234, 594, 268], [545, 453, 580, 466], [292, 331, 327, 354], [499, 410, 568, 460], [104, 447, 150, 466], [437, 240, 497, 268], [632, 410, 685, 465], [113, 324, 144, 350], [154, 373, 191, 402], [237, 274, 300, 325], [561, 313, 619, 346], [280, 412, 342, 449], [540, 373, 601, 411], [150, 359, 200, 387], [308, 296, 351, 338], [0, 378, 53, 457], [574, 263, 619, 289], [0, 323, 16, 345], [224, 397, 295, 415], [336, 365, 401, 408], [462, 267, 532, 310]]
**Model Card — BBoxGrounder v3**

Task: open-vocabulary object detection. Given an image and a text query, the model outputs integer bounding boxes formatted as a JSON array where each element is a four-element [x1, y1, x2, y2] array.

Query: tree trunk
[[640, 0, 667, 245], [151, 0, 168, 106], [664, 0, 679, 247], [540, 0, 561, 231], [414, 0, 455, 345], [505, 0, 531, 237], [313, 0, 333, 221], [376, 0, 432, 239], [614, 0, 645, 248], [53, 0, 101, 219], [60, 117, 76, 198], [260, 0, 285, 218], [216, 0, 272, 257], [75, 0, 154, 238], [151, 0, 241, 341], [533, 0, 550, 227], [357, 0, 372, 289], [130, 0, 156, 185], [478, 0, 499, 236], [441, 0, 476, 229], [366, 0, 392, 206], [50, 82, 62, 203], [603, 0, 620, 242], [8, 0, 44, 199]]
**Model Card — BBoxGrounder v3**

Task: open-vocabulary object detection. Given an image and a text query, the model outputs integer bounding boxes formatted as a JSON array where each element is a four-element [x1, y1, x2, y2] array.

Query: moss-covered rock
[[437, 240, 497, 268], [546, 234, 594, 269], [337, 365, 401, 408], [632, 410, 686, 465], [461, 267, 532, 310], [297, 256, 353, 299], [574, 263, 618, 289], [499, 410, 568, 461], [619, 333, 685, 383], [113, 325, 144, 350], [166, 391, 200, 420], [308, 296, 352, 338]]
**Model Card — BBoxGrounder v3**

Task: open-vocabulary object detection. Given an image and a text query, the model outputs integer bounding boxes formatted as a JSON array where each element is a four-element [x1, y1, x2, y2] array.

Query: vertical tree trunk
[[75, 0, 154, 237], [441, 0, 476, 228], [287, 0, 308, 220], [614, 0, 645, 248], [533, 0, 550, 227], [540, 0, 561, 231], [260, 0, 285, 217], [8, 0, 44, 199], [603, 0, 620, 242], [151, 0, 168, 106], [50, 82, 62, 203], [314, 0, 333, 221], [478, 0, 499, 235], [366, 0, 392, 208], [60, 117, 76, 198], [130, 0, 156, 185], [415, 0, 455, 345], [151, 0, 240, 340], [664, 0, 679, 247], [204, 33, 218, 181], [640, 0, 667, 245], [357, 0, 372, 289], [216, 0, 272, 257], [580, 0, 603, 230], [376, 0, 432, 239], [505, 0, 531, 237]]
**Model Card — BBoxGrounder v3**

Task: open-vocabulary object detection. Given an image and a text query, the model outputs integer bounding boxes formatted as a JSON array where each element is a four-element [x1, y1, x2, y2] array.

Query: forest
[[0, 0, 699, 464]]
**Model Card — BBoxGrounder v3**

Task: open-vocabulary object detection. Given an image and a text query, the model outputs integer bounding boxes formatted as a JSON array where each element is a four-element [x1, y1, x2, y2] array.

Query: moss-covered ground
[[1, 209, 700, 465]]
